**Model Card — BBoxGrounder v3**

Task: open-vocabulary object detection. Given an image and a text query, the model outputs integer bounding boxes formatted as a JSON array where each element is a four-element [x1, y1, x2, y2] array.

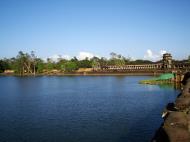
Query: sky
[[0, 0, 190, 61]]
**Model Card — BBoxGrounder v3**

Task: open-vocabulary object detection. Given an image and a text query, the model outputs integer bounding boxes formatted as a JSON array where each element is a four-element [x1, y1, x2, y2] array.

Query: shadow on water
[[158, 83, 181, 90], [151, 126, 170, 142]]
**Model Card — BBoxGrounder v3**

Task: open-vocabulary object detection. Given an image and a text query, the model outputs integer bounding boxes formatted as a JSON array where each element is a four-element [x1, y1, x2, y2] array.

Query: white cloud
[[48, 52, 99, 62], [48, 54, 61, 62], [144, 49, 167, 61], [62, 55, 71, 60], [160, 50, 167, 55], [130, 56, 136, 61], [48, 54, 71, 62], [77, 51, 97, 60]]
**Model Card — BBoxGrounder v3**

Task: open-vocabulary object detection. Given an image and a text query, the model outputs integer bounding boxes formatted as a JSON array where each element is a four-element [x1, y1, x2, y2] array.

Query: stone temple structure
[[97, 53, 190, 71], [163, 53, 172, 69]]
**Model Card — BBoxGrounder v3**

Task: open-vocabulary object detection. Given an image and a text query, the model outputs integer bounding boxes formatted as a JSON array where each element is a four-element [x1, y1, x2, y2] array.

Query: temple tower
[[163, 53, 172, 69]]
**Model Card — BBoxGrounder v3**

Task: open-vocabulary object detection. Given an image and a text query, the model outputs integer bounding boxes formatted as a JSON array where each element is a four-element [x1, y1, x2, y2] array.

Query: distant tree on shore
[[92, 58, 100, 69], [109, 52, 125, 66], [14, 51, 37, 75], [0, 60, 10, 73], [36, 58, 45, 73], [0, 51, 163, 74], [130, 59, 153, 64], [62, 61, 78, 72]]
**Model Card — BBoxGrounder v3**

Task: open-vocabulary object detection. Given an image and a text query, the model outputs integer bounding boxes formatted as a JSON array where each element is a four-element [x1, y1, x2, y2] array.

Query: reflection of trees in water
[[158, 83, 181, 90]]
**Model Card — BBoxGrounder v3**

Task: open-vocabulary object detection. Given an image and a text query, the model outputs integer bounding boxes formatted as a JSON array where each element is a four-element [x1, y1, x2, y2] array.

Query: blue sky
[[0, 0, 190, 60]]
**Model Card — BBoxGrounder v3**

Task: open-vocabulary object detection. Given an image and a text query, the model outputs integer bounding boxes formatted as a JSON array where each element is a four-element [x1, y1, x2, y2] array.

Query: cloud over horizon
[[48, 50, 167, 62], [48, 51, 99, 62], [77, 52, 99, 60], [48, 54, 71, 62], [144, 49, 167, 61]]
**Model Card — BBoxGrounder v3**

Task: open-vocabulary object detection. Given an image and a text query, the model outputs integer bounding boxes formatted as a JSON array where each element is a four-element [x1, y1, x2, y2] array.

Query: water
[[0, 76, 180, 142]]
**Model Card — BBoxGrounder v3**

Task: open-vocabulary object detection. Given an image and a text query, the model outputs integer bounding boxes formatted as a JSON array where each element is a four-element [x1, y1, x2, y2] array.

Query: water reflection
[[158, 83, 181, 90], [0, 76, 180, 142]]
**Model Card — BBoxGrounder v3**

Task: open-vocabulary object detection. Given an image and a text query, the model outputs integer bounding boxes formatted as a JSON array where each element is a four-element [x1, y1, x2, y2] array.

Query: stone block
[[175, 97, 190, 110]]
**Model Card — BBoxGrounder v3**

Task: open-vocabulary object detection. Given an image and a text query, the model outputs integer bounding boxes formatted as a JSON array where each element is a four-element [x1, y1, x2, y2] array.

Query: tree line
[[0, 51, 189, 74]]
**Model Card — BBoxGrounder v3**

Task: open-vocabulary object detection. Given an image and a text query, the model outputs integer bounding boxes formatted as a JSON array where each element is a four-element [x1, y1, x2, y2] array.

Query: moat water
[[0, 76, 180, 142]]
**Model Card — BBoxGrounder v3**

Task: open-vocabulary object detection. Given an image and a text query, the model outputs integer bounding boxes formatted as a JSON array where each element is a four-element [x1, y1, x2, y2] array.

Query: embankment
[[152, 72, 190, 142], [0, 70, 163, 76]]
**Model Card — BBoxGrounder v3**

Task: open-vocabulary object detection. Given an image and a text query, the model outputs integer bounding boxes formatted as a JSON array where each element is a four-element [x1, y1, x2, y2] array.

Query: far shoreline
[[0, 72, 161, 76]]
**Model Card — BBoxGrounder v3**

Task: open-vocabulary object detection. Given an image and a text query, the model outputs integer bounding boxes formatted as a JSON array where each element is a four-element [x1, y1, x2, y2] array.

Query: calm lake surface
[[0, 76, 180, 142]]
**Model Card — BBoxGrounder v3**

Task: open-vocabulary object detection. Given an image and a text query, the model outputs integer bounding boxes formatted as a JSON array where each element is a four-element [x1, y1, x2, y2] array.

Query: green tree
[[15, 51, 30, 75], [30, 51, 37, 75], [99, 57, 108, 66], [132, 59, 153, 64], [63, 61, 78, 72], [14, 51, 38, 75], [109, 52, 125, 66], [36, 58, 45, 73], [56, 59, 68, 71], [78, 58, 92, 68], [46, 58, 54, 71], [0, 60, 9, 73], [92, 59, 100, 70], [8, 58, 17, 70]]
